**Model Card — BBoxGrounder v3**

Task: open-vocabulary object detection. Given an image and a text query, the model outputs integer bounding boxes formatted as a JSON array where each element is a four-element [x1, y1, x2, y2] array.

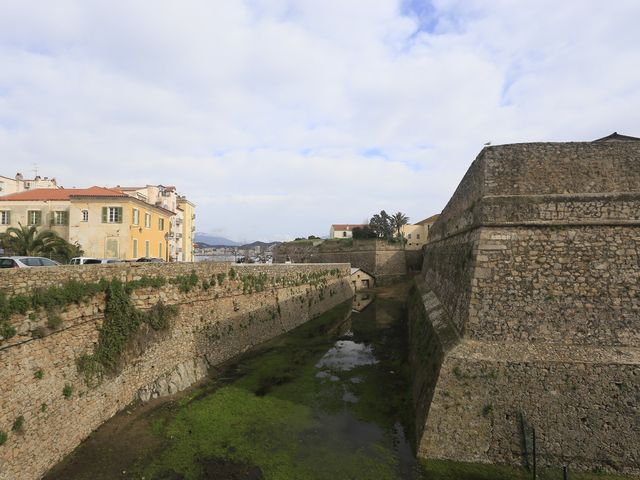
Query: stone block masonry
[[0, 262, 353, 480], [410, 140, 640, 475], [273, 238, 417, 285]]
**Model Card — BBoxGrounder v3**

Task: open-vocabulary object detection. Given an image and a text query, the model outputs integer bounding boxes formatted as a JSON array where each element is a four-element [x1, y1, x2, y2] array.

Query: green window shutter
[[50, 211, 55, 226], [5, 211, 9, 224], [116, 207, 123, 223], [35, 211, 42, 225], [102, 207, 108, 223]]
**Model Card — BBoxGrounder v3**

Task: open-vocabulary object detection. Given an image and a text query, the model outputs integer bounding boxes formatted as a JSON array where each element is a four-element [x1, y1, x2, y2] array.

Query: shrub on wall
[[11, 416, 24, 432], [62, 384, 73, 399], [77, 278, 178, 386]]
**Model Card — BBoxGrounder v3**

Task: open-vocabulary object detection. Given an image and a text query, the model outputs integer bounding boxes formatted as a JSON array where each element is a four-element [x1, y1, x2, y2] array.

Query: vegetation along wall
[[410, 140, 640, 475], [0, 261, 353, 480]]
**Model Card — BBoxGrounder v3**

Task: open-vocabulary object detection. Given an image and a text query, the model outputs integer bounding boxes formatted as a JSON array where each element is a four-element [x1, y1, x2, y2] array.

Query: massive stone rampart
[[0, 262, 353, 480], [410, 141, 640, 474], [273, 239, 419, 285]]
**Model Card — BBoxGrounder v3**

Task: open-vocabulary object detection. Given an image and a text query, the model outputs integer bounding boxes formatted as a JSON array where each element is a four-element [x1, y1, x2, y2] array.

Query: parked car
[[0, 256, 61, 268], [70, 257, 124, 265], [69, 257, 102, 265], [136, 257, 164, 263]]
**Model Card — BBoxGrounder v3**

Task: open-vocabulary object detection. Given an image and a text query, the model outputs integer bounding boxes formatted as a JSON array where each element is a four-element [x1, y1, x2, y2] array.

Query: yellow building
[[401, 214, 440, 250], [177, 196, 196, 262], [0, 187, 173, 260], [117, 185, 196, 262]]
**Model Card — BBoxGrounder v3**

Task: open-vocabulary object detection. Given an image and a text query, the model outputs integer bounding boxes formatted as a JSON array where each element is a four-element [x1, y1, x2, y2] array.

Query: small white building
[[329, 224, 367, 239], [351, 267, 375, 291]]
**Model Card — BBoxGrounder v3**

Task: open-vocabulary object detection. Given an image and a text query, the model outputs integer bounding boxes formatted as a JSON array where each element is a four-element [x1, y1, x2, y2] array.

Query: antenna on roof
[[32, 163, 39, 177]]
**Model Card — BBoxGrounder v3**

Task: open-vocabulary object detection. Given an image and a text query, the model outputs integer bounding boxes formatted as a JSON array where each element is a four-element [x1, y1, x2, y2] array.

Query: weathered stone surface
[[410, 140, 640, 475], [274, 239, 420, 285], [0, 262, 353, 480]]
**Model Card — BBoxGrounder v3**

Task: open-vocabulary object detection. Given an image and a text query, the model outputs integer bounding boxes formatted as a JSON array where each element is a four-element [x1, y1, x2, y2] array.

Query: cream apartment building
[[0, 173, 58, 196], [0, 187, 173, 259], [401, 214, 440, 250]]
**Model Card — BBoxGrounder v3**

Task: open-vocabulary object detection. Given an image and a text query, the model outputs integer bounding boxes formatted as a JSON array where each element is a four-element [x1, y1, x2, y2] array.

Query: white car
[[0, 256, 61, 268], [69, 257, 123, 265]]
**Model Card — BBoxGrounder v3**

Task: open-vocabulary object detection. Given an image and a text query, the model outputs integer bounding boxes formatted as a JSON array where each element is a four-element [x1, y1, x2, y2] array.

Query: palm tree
[[392, 212, 409, 241], [0, 224, 82, 262]]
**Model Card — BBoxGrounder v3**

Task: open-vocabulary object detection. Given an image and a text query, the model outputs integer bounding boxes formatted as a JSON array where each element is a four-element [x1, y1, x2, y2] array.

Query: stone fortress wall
[[0, 262, 353, 480], [410, 140, 640, 474], [273, 238, 422, 285]]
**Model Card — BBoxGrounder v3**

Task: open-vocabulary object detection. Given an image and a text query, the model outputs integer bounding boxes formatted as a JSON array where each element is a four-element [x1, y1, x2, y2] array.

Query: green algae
[[135, 297, 416, 480]]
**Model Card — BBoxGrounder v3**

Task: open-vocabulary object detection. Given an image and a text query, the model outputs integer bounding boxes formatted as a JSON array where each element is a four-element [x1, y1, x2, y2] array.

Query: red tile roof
[[331, 224, 368, 231], [0, 187, 128, 201]]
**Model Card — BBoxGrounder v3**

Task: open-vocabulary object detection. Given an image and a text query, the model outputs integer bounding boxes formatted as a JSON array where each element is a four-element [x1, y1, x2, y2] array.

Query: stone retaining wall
[[0, 262, 353, 480], [273, 239, 414, 285]]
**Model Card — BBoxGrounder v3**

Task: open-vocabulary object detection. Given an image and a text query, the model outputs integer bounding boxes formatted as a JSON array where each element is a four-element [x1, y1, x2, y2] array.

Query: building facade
[[329, 224, 367, 239], [0, 187, 173, 260], [117, 185, 195, 262], [177, 196, 196, 262], [401, 214, 440, 250], [0, 173, 58, 196], [350, 267, 375, 291]]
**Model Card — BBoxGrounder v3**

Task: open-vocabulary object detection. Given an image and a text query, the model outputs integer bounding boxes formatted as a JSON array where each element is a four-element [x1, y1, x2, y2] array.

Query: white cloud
[[0, 0, 639, 240]]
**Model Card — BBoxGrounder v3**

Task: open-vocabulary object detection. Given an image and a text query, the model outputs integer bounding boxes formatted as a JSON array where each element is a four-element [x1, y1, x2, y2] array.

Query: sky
[[1, 0, 639, 242]]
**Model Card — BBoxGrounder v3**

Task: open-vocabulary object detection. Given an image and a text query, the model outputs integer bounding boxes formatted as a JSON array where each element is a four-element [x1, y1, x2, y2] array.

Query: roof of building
[[593, 132, 640, 142], [415, 214, 440, 225], [350, 267, 374, 277], [331, 224, 367, 231], [0, 186, 128, 201]]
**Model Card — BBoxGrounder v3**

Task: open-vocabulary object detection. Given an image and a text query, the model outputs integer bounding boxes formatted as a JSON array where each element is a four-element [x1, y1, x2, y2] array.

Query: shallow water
[[46, 286, 419, 480]]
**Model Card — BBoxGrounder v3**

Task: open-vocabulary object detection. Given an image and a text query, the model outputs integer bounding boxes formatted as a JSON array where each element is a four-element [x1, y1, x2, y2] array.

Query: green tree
[[0, 224, 83, 263], [391, 212, 410, 241], [352, 226, 377, 239], [369, 210, 394, 241]]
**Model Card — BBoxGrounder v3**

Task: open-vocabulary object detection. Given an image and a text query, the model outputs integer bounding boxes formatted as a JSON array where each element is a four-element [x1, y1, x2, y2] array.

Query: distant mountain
[[194, 232, 241, 247], [240, 241, 281, 250]]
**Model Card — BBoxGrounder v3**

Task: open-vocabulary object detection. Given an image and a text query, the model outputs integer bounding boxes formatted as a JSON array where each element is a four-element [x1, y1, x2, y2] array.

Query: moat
[[45, 283, 635, 480], [45, 284, 418, 480]]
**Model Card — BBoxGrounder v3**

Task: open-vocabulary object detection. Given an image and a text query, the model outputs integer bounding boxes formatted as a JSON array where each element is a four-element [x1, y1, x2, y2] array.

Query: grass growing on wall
[[77, 279, 178, 386]]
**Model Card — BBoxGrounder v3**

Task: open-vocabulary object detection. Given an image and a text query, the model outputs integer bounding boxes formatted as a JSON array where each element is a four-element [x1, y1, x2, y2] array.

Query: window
[[145, 240, 150, 257], [0, 210, 9, 225], [417, 233, 421, 240], [342, 231, 347, 237], [133, 239, 138, 258], [158, 218, 164, 231], [144, 213, 151, 228], [27, 210, 41, 225], [408, 233, 412, 239], [158, 242, 163, 258], [101, 207, 123, 223], [132, 208, 140, 225], [82, 210, 89, 222], [53, 211, 68, 225]]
